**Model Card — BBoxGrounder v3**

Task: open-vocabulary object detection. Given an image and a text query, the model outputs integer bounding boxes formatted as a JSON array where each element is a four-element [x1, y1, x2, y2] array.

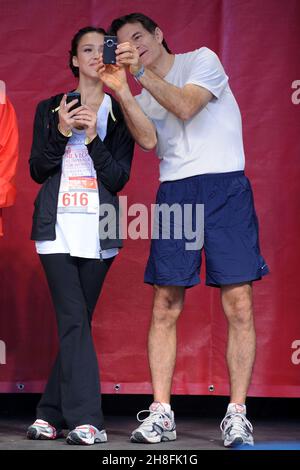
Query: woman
[[27, 26, 134, 445]]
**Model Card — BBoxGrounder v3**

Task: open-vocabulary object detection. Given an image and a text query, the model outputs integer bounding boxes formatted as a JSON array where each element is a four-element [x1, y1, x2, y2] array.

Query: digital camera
[[103, 35, 118, 64]]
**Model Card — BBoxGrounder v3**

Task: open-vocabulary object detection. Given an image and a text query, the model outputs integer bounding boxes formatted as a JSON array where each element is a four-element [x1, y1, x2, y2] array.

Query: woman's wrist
[[58, 123, 72, 137], [84, 132, 97, 145]]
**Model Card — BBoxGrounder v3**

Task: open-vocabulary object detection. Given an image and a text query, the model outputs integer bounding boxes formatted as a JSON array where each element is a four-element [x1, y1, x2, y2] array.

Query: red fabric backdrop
[[0, 0, 300, 396]]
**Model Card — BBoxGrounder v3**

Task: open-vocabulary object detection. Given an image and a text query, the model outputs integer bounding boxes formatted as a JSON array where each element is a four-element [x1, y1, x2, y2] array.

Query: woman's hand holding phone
[[73, 105, 97, 141], [58, 94, 84, 136], [58, 95, 97, 142]]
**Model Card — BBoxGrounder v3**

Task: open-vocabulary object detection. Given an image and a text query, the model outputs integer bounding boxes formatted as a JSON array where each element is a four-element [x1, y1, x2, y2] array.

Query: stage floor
[[1, 395, 300, 450], [0, 415, 299, 450]]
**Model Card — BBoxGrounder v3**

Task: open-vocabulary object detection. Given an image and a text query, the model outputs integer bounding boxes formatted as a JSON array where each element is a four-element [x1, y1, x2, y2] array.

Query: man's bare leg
[[148, 285, 185, 404], [220, 282, 255, 447], [221, 282, 255, 404]]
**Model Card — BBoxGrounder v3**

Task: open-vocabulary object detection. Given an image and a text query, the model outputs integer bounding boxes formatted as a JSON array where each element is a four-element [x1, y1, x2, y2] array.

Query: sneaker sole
[[224, 437, 254, 448], [66, 434, 107, 445], [67, 434, 90, 445], [131, 430, 177, 444]]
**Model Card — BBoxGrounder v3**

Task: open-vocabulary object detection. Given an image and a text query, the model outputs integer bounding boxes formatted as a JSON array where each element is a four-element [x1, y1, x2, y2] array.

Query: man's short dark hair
[[109, 13, 171, 54]]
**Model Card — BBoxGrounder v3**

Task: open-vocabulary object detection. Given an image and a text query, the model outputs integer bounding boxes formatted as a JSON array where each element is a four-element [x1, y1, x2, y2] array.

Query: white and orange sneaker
[[66, 425, 107, 445], [130, 402, 176, 444], [27, 419, 63, 440]]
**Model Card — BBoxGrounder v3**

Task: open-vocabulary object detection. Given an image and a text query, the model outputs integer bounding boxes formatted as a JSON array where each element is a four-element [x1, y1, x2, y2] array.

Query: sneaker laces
[[74, 425, 96, 436], [34, 420, 56, 432], [34, 419, 50, 427], [220, 413, 253, 436], [136, 409, 167, 425]]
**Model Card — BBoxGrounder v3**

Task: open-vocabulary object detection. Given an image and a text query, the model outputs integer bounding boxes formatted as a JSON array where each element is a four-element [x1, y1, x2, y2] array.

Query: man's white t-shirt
[[136, 47, 246, 182], [36, 94, 118, 260]]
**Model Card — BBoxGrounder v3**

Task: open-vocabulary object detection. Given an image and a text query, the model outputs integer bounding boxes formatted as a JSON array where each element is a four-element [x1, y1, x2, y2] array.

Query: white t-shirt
[[136, 47, 246, 182], [36, 94, 118, 260]]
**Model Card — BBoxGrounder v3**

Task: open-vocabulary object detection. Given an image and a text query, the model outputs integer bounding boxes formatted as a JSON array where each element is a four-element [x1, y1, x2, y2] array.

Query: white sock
[[150, 401, 172, 414], [160, 402, 171, 413], [227, 402, 246, 414]]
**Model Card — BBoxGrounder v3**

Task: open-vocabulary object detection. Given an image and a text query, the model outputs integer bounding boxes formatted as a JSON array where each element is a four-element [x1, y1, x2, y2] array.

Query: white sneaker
[[66, 425, 107, 445], [131, 402, 176, 444], [220, 404, 254, 447], [27, 419, 63, 440]]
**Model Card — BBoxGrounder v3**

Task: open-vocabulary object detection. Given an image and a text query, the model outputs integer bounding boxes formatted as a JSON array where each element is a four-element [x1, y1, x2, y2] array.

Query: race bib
[[57, 176, 99, 214]]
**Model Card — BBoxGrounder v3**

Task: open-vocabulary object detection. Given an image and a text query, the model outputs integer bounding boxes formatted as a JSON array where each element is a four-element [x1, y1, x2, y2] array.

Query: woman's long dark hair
[[69, 26, 106, 77]]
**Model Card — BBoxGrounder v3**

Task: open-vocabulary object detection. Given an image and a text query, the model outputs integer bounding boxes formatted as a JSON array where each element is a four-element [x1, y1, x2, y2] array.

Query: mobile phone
[[103, 35, 118, 64], [66, 92, 81, 112]]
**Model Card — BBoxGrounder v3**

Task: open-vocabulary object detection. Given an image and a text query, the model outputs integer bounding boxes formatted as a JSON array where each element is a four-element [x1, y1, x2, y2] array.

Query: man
[[98, 12, 269, 447], [0, 95, 19, 236]]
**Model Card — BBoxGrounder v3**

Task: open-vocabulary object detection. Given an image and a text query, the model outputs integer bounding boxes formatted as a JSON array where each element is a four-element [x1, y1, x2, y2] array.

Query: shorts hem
[[206, 268, 270, 288], [144, 277, 200, 288]]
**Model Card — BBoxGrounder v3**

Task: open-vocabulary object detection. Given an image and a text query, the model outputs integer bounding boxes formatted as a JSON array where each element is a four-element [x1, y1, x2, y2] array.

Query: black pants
[[36, 253, 114, 430]]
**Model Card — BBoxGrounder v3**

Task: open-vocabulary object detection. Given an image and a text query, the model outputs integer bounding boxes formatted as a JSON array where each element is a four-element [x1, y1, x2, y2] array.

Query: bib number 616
[[62, 192, 88, 207]]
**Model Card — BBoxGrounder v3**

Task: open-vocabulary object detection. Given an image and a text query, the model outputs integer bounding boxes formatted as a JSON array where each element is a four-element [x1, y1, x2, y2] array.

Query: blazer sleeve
[[29, 101, 69, 184]]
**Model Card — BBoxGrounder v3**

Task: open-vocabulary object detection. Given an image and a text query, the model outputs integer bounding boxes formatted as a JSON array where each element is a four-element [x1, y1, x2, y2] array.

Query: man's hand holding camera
[[95, 42, 141, 93], [116, 42, 141, 75], [96, 56, 127, 93]]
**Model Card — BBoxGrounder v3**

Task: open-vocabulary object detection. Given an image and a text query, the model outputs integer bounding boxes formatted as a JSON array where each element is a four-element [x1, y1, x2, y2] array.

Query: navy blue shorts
[[144, 171, 269, 288]]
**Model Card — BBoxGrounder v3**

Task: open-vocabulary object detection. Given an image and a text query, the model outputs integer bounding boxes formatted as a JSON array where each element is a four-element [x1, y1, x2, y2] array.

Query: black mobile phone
[[66, 92, 81, 112], [103, 35, 118, 64]]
